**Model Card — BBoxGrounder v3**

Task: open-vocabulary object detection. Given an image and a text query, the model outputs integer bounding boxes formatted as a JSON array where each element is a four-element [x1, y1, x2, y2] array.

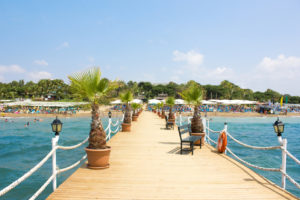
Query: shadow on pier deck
[[48, 111, 297, 200]]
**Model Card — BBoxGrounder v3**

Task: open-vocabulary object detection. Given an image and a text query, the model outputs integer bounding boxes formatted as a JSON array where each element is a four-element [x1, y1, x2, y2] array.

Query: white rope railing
[[57, 137, 89, 150], [226, 147, 281, 172], [29, 175, 55, 200], [281, 171, 300, 189], [111, 126, 120, 134], [286, 150, 300, 165], [111, 120, 119, 127], [206, 127, 222, 133], [0, 148, 56, 197], [206, 135, 217, 145], [104, 125, 110, 132], [58, 154, 87, 174], [226, 131, 282, 150]]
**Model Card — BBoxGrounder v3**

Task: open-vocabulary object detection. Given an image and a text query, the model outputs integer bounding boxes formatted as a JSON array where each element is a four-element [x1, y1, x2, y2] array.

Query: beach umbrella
[[148, 99, 161, 104], [201, 100, 216, 105], [110, 99, 122, 105], [131, 99, 143, 104], [175, 99, 186, 105]]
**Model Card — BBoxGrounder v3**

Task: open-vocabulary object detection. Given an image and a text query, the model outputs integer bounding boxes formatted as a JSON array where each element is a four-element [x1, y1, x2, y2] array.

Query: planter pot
[[132, 115, 138, 121], [168, 118, 175, 123], [122, 123, 131, 132], [191, 132, 205, 145], [85, 147, 111, 169]]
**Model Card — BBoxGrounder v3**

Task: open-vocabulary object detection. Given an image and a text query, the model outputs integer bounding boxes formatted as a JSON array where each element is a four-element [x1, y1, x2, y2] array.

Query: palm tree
[[68, 67, 114, 149], [160, 102, 166, 118], [131, 103, 140, 116], [120, 91, 133, 124], [180, 84, 203, 133], [165, 97, 175, 120]]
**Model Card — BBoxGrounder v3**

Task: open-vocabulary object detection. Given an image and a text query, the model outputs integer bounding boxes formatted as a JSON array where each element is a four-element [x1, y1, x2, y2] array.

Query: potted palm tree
[[131, 103, 139, 121], [68, 67, 115, 169], [180, 84, 205, 145], [166, 97, 175, 123], [120, 91, 133, 131], [157, 103, 161, 117], [160, 102, 166, 119]]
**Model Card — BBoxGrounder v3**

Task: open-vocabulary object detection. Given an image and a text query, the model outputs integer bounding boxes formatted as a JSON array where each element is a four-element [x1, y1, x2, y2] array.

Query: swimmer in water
[[5, 119, 8, 122], [24, 122, 29, 127]]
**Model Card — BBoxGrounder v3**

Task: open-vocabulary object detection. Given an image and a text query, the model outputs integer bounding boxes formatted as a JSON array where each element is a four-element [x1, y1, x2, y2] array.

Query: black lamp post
[[51, 116, 63, 136], [108, 111, 112, 118], [273, 117, 284, 137]]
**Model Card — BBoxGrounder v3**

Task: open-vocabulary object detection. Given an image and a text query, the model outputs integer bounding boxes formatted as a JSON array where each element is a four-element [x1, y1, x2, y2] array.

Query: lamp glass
[[278, 124, 284, 133], [273, 125, 278, 134], [51, 117, 63, 134]]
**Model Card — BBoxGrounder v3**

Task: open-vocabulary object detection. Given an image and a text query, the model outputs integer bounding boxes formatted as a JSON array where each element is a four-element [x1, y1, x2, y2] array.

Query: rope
[[111, 125, 120, 134], [29, 175, 55, 200], [206, 135, 217, 145], [226, 147, 281, 172], [104, 124, 110, 132], [57, 137, 89, 150], [111, 120, 119, 127], [286, 150, 300, 165], [0, 148, 56, 197], [281, 171, 300, 189], [206, 127, 222, 134], [58, 155, 87, 174], [226, 132, 282, 150]]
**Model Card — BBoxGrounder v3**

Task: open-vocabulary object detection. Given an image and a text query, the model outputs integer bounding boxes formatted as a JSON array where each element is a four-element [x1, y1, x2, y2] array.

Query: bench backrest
[[178, 124, 191, 141]]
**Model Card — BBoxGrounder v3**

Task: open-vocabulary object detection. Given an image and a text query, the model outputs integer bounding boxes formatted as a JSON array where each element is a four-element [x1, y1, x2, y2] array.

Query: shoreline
[[2, 110, 300, 118]]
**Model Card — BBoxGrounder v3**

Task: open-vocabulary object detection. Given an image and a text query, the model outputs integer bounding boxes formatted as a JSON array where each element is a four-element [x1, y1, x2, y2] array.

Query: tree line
[[0, 79, 299, 104]]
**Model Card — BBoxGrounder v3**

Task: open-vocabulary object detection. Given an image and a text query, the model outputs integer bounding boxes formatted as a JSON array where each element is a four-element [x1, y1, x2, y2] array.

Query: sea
[[0, 116, 299, 199]]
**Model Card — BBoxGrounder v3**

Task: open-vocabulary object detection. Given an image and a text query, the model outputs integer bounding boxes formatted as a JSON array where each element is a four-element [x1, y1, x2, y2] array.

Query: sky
[[0, 0, 300, 95]]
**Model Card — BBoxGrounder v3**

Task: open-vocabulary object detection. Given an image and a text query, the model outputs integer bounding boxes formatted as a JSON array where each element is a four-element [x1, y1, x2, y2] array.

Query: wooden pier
[[48, 111, 297, 200]]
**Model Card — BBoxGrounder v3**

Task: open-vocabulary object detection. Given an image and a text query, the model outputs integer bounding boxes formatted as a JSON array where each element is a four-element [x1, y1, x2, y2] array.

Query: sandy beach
[[2, 107, 300, 118]]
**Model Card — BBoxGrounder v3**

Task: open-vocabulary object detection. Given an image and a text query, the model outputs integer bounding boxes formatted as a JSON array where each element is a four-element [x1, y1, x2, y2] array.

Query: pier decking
[[48, 111, 297, 200]]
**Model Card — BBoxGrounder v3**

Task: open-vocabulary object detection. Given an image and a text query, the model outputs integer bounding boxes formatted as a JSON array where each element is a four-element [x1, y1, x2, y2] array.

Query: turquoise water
[[0, 117, 121, 200], [1, 116, 299, 199], [179, 116, 300, 198]]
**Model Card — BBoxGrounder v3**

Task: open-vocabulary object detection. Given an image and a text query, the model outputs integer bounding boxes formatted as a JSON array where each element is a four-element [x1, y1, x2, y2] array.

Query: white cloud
[[34, 59, 48, 66], [0, 64, 26, 73], [28, 71, 52, 81], [57, 42, 69, 49], [173, 50, 204, 66], [256, 54, 300, 79]]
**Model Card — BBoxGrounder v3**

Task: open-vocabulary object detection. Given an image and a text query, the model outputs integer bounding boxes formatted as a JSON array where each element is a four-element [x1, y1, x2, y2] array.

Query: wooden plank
[[47, 111, 298, 200]]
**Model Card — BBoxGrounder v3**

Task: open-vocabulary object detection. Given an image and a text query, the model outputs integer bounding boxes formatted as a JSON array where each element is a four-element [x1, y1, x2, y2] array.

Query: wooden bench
[[165, 116, 174, 129], [178, 124, 202, 155]]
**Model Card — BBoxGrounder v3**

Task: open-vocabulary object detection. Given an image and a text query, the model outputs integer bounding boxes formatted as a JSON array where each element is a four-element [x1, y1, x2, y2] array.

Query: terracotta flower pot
[[122, 123, 131, 132], [132, 115, 138, 121], [85, 147, 111, 169], [191, 132, 205, 145]]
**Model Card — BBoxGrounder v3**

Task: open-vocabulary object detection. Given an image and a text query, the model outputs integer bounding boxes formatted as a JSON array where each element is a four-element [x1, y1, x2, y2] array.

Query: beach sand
[[0, 105, 115, 118], [2, 105, 300, 118]]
